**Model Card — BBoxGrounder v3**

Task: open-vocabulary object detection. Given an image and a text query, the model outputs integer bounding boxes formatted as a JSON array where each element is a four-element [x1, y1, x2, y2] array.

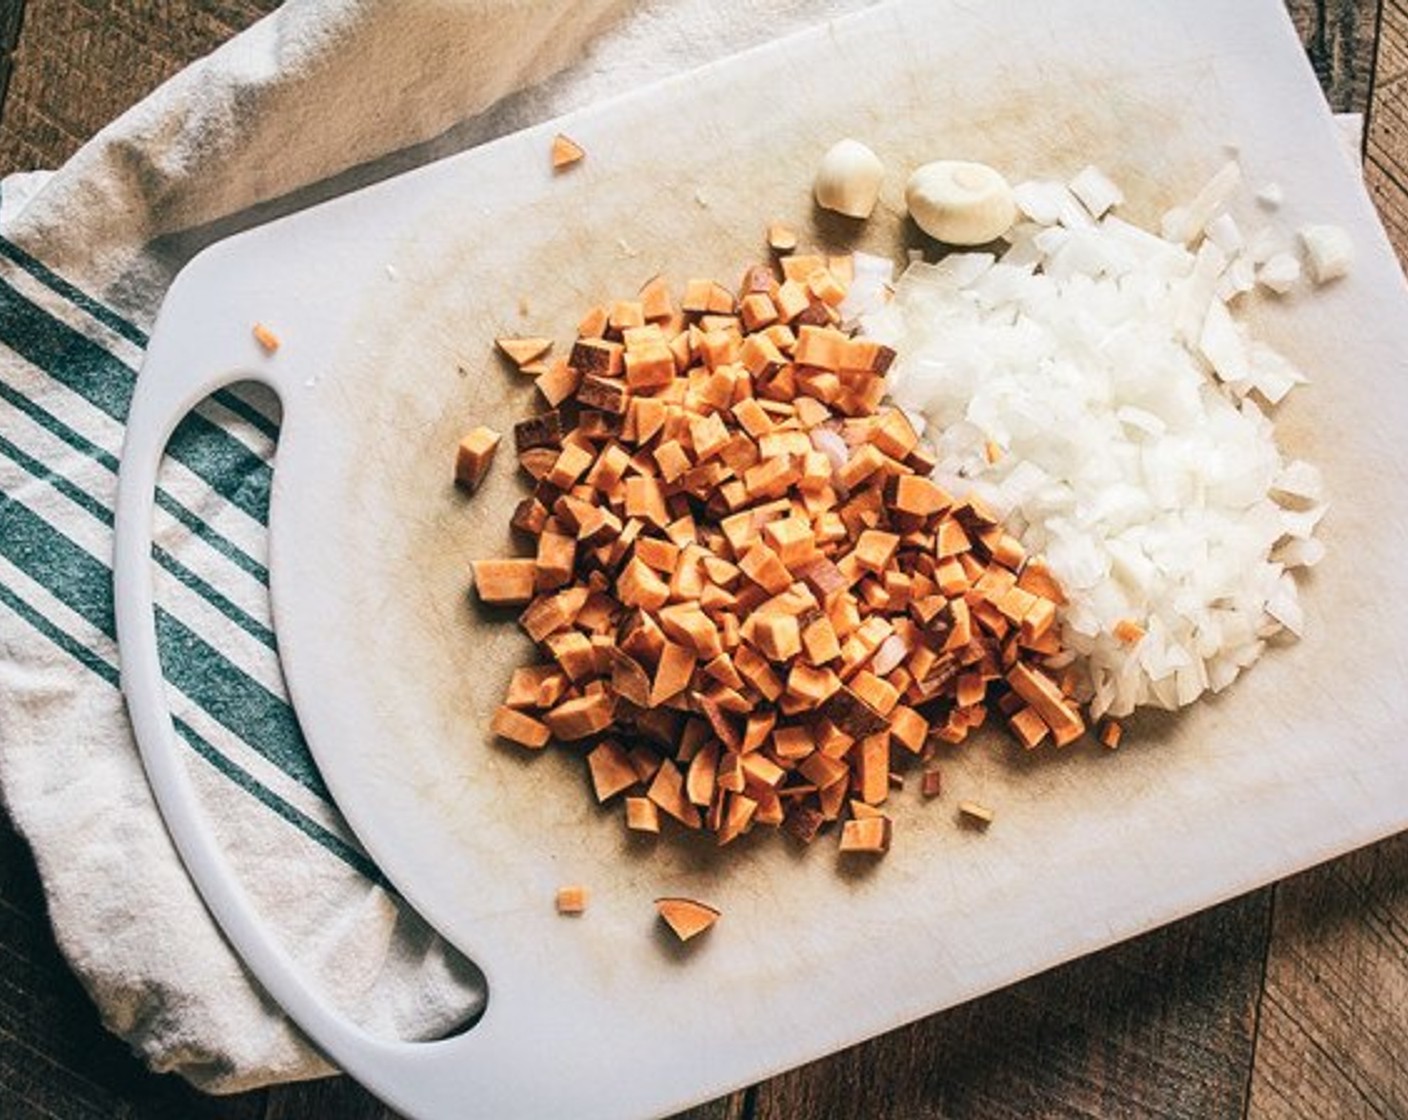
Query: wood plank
[[753, 892, 1270, 1120], [1245, 8, 1408, 1116], [0, 0, 278, 175], [1285, 0, 1382, 114], [0, 815, 268, 1119], [1247, 836, 1408, 1119]]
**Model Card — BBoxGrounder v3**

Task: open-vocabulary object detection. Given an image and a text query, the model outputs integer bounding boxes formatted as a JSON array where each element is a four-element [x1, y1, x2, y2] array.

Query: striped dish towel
[[0, 0, 875, 1091]]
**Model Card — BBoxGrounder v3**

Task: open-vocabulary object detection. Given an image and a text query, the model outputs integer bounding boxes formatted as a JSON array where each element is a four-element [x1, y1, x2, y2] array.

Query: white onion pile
[[859, 164, 1329, 721]]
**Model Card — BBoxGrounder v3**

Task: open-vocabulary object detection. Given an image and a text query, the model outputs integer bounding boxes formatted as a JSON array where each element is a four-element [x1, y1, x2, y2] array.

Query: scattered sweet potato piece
[[958, 800, 995, 828], [551, 133, 585, 169], [555, 885, 589, 914], [454, 426, 501, 492], [655, 897, 720, 941], [839, 815, 891, 853]]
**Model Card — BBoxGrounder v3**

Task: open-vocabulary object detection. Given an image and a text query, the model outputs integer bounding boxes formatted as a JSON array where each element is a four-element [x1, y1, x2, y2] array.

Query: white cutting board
[[114, 0, 1408, 1116]]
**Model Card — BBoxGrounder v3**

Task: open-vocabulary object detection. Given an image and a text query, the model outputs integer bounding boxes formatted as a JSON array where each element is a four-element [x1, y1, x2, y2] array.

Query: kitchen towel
[[0, 0, 881, 1092]]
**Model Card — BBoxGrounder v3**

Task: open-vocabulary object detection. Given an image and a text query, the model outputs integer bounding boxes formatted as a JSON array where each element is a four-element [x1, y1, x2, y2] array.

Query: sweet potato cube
[[798, 749, 848, 789], [836, 444, 886, 490], [958, 800, 995, 828], [741, 751, 786, 792], [504, 664, 560, 709], [731, 395, 775, 437], [617, 556, 671, 612], [533, 530, 576, 591], [519, 586, 588, 643], [569, 338, 623, 378], [853, 529, 900, 573], [1009, 705, 1050, 750], [786, 662, 839, 709], [535, 360, 581, 407], [793, 325, 848, 370], [653, 439, 692, 483], [936, 518, 973, 559], [555, 885, 589, 914], [624, 475, 670, 528], [891, 475, 952, 517], [648, 760, 702, 828], [717, 794, 758, 846], [801, 614, 842, 665], [1007, 662, 1085, 746], [771, 724, 814, 760], [659, 604, 722, 659], [740, 542, 793, 596], [761, 516, 818, 569], [650, 640, 698, 706], [1017, 558, 1068, 605], [623, 342, 676, 390], [685, 741, 721, 807], [733, 644, 784, 702], [855, 732, 891, 805], [871, 410, 920, 460], [888, 704, 929, 754], [634, 535, 680, 573], [491, 706, 550, 749], [626, 796, 661, 833], [577, 375, 628, 414], [472, 559, 537, 605], [655, 897, 720, 941], [454, 426, 501, 492], [544, 693, 614, 741], [1020, 596, 1058, 644], [587, 739, 640, 801], [752, 613, 801, 662], [807, 267, 847, 307], [689, 412, 731, 461], [839, 815, 891, 854], [545, 443, 593, 490], [638, 275, 674, 321], [551, 133, 585, 168]]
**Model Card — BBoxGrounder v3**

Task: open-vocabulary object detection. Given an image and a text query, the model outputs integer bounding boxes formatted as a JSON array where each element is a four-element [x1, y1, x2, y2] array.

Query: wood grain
[[754, 892, 1271, 1120], [1248, 837, 1408, 1119], [0, 2, 1403, 1119], [0, 0, 279, 174], [0, 0, 22, 127]]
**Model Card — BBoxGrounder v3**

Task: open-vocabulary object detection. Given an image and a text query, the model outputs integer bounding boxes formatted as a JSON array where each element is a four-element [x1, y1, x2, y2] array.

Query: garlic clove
[[905, 160, 1017, 245], [814, 138, 885, 220]]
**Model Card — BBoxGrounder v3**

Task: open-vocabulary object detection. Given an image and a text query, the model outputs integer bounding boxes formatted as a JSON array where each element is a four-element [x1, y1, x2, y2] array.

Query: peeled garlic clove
[[814, 138, 885, 219], [905, 160, 1017, 245]]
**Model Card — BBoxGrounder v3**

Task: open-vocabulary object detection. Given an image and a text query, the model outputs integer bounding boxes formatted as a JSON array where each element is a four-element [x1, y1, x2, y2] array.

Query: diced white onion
[[863, 163, 1326, 720]]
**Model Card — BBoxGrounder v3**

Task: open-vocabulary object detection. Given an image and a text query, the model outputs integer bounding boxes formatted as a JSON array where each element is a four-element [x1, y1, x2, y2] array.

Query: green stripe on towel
[[0, 278, 274, 524], [0, 431, 276, 649], [0, 492, 326, 798], [0, 376, 270, 584], [0, 233, 280, 439], [0, 581, 383, 883]]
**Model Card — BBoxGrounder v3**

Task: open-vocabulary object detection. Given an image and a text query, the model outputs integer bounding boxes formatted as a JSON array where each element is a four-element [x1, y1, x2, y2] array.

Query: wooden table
[[2, 2, 1406, 1117]]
